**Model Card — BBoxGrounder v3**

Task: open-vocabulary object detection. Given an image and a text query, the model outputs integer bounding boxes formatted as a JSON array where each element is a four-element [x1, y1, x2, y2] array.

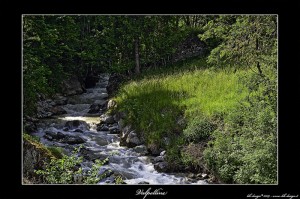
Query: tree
[[200, 15, 277, 75]]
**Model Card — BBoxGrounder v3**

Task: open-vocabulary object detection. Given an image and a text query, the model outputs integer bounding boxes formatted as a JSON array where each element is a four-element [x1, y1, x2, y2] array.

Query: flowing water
[[32, 74, 207, 185]]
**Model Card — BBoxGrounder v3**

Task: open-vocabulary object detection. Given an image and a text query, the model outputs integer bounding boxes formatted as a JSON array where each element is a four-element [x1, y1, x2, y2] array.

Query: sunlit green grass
[[115, 58, 249, 146]]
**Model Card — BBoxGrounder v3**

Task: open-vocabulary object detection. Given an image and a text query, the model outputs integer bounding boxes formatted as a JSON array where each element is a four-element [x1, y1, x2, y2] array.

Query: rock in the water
[[133, 145, 148, 155], [54, 95, 68, 105], [118, 119, 125, 129], [63, 127, 69, 131], [154, 162, 169, 172], [107, 99, 117, 109], [126, 131, 142, 148], [160, 150, 166, 156], [138, 181, 150, 184], [100, 114, 115, 124], [119, 125, 132, 146], [61, 136, 85, 144], [97, 125, 109, 131], [153, 156, 164, 163], [23, 116, 38, 133], [64, 120, 89, 130], [57, 131, 66, 139], [88, 104, 100, 113], [147, 143, 163, 156], [109, 126, 120, 134], [61, 76, 84, 96], [73, 129, 84, 133], [49, 106, 67, 115]]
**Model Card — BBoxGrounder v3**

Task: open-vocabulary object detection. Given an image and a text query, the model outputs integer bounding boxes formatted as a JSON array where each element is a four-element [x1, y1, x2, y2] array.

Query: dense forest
[[23, 15, 277, 184]]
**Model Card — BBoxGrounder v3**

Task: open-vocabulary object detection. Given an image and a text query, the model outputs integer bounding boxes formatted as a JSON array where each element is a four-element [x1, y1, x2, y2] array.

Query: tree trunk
[[134, 37, 140, 74], [256, 38, 262, 75]]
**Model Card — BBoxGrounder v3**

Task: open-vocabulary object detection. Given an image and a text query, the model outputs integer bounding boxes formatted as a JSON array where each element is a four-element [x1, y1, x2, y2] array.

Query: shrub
[[183, 116, 217, 142], [203, 72, 277, 184], [35, 146, 109, 184], [181, 143, 206, 171], [47, 146, 64, 159]]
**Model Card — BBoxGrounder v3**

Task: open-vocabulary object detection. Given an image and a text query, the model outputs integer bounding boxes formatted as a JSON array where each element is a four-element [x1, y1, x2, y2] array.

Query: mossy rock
[[23, 134, 55, 183]]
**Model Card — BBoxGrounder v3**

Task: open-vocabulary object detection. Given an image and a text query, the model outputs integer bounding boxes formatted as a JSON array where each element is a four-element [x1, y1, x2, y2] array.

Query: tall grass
[[115, 59, 248, 146]]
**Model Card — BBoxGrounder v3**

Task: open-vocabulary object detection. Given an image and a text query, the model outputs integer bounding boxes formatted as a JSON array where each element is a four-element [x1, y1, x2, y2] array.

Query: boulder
[[23, 137, 53, 183], [61, 136, 85, 144], [109, 126, 120, 134], [160, 150, 166, 156], [64, 120, 89, 130], [107, 99, 117, 109], [133, 145, 148, 156], [100, 114, 115, 124], [126, 131, 142, 148], [97, 125, 109, 131], [61, 76, 84, 96], [147, 143, 163, 156], [154, 162, 169, 172], [53, 95, 68, 105], [49, 106, 67, 115], [73, 129, 84, 133], [138, 181, 150, 184], [119, 125, 132, 146], [88, 104, 100, 114], [153, 156, 164, 163]]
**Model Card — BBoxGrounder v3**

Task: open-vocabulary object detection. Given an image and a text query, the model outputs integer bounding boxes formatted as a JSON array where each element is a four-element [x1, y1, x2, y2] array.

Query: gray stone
[[147, 143, 163, 156], [73, 129, 84, 133], [119, 125, 132, 146], [57, 132, 66, 139], [107, 99, 117, 109], [61, 136, 85, 144], [160, 150, 166, 156], [61, 76, 83, 96], [153, 156, 164, 163], [97, 125, 109, 131], [126, 131, 142, 148], [109, 126, 120, 134], [154, 162, 169, 172], [100, 115, 115, 124], [133, 145, 148, 155], [88, 104, 100, 114], [64, 120, 89, 130], [118, 119, 125, 129], [49, 106, 67, 115], [138, 181, 150, 184], [54, 95, 68, 105]]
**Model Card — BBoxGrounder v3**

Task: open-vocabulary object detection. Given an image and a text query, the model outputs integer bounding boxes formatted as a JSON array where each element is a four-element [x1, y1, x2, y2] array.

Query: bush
[[35, 146, 109, 184], [181, 143, 206, 171], [183, 116, 217, 142], [203, 72, 277, 184], [47, 146, 64, 159]]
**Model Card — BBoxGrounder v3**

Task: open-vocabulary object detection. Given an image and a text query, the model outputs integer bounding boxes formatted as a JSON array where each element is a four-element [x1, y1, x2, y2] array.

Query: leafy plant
[[183, 115, 217, 142], [35, 146, 109, 184]]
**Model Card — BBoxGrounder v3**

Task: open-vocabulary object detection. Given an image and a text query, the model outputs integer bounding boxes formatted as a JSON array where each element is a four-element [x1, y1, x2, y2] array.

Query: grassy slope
[[114, 58, 277, 184], [115, 58, 248, 148]]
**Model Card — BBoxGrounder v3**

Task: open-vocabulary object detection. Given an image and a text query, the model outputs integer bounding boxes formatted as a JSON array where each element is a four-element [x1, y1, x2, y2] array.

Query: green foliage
[[204, 71, 277, 184], [35, 146, 109, 184], [183, 115, 217, 142], [47, 146, 64, 159], [180, 143, 205, 171], [200, 15, 277, 73], [114, 175, 125, 184], [23, 133, 40, 143]]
